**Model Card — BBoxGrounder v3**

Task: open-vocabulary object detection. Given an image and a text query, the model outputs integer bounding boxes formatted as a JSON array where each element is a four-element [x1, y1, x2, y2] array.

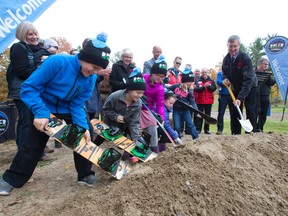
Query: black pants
[[231, 86, 258, 134], [257, 95, 270, 131], [195, 104, 212, 133], [3, 111, 94, 188]]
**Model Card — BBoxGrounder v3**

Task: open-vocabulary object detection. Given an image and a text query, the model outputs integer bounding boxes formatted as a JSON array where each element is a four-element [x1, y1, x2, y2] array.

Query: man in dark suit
[[222, 35, 258, 134]]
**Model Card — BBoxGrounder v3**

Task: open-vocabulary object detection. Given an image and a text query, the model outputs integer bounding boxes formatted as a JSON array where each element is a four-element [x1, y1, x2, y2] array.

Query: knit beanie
[[78, 32, 111, 68], [164, 88, 174, 99], [150, 54, 167, 76], [126, 67, 146, 91], [182, 66, 195, 83]]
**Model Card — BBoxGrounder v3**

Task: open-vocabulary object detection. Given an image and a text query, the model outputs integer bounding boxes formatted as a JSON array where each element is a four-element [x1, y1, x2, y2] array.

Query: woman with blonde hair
[[109, 48, 135, 92], [6, 21, 53, 160]]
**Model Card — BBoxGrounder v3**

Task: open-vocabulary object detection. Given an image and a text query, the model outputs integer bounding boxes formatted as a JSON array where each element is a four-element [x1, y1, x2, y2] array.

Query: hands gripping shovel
[[222, 82, 253, 133]]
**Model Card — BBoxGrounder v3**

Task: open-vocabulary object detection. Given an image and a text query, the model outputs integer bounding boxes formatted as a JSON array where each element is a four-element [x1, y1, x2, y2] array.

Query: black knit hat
[[126, 67, 146, 91], [150, 54, 167, 76], [182, 66, 195, 83], [164, 88, 174, 99], [78, 32, 111, 68]]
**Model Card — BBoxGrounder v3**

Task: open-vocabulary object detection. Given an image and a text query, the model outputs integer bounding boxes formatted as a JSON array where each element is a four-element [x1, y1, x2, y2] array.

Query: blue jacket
[[20, 54, 96, 129], [163, 105, 179, 140], [216, 71, 229, 95]]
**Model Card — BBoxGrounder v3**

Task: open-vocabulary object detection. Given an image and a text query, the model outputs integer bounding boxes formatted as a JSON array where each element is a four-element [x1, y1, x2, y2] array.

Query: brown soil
[[1, 131, 288, 216]]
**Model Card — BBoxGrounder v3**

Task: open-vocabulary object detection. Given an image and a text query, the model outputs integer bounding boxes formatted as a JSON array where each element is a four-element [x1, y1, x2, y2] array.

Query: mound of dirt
[[1, 132, 288, 216]]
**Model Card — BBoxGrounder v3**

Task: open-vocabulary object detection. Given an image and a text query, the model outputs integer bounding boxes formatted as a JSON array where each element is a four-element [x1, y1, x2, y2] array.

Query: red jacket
[[194, 77, 217, 104], [167, 68, 182, 84]]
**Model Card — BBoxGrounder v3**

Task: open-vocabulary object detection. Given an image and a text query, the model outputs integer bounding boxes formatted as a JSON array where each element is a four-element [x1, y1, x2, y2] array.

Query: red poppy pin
[[237, 62, 243, 68]]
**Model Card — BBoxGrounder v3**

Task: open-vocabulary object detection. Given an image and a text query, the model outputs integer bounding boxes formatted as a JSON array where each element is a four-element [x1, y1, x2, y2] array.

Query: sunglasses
[[175, 62, 181, 65]]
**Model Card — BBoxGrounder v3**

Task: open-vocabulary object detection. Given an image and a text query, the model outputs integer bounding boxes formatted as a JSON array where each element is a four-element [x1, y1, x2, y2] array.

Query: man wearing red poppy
[[222, 35, 258, 134]]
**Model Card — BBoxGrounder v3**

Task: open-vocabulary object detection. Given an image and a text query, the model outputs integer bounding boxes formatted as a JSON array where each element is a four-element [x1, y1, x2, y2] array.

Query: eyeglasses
[[175, 62, 181, 65], [123, 56, 133, 59], [262, 63, 269, 66]]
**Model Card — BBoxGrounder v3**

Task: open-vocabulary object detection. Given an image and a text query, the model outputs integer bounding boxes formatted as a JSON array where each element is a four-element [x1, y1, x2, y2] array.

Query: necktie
[[231, 56, 235, 63]]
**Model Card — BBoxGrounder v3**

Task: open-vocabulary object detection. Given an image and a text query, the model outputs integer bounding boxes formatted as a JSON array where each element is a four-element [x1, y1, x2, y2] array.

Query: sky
[[34, 0, 288, 71]]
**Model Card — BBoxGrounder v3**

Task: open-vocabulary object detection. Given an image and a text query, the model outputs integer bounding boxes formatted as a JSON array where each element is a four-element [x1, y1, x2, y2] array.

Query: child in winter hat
[[126, 67, 146, 91], [150, 54, 168, 76], [78, 32, 111, 69], [181, 66, 195, 83]]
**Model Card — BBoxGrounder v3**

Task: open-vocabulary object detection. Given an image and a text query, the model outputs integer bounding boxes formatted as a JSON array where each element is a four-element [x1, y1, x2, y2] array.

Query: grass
[[207, 95, 288, 134], [207, 118, 288, 135]]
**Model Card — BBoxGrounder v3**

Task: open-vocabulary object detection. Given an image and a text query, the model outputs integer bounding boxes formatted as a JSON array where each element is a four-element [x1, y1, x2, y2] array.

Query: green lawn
[[208, 118, 288, 135], [209, 97, 287, 134]]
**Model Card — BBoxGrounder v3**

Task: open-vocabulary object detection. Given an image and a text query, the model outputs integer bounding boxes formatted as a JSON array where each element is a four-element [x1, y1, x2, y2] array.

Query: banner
[[264, 36, 288, 101], [0, 0, 56, 54]]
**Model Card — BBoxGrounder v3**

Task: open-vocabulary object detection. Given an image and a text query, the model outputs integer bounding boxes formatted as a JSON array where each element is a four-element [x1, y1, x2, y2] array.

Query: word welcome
[[0, 0, 47, 38], [271, 58, 285, 86]]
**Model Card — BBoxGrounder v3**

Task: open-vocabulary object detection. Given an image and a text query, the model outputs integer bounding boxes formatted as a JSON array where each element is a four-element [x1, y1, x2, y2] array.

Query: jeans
[[217, 95, 233, 132], [173, 109, 198, 139], [3, 111, 94, 188]]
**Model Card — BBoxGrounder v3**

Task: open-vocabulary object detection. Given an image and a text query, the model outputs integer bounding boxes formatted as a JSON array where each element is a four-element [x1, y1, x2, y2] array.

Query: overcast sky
[[34, 0, 288, 70]]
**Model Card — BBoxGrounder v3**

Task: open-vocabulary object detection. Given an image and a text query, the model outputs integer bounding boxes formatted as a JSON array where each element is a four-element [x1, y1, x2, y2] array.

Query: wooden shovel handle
[[222, 82, 236, 102]]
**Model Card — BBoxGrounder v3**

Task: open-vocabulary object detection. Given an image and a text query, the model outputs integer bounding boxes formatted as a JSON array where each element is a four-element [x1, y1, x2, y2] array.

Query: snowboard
[[90, 119, 158, 162], [176, 96, 217, 125], [45, 117, 132, 180]]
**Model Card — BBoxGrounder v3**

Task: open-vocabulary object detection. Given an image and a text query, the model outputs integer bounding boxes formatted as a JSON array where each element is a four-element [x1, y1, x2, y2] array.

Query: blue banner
[[0, 0, 56, 54], [264, 36, 288, 101]]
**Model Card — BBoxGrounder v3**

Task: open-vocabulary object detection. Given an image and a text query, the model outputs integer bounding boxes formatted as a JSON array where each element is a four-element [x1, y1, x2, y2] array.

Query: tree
[[0, 48, 10, 101], [51, 37, 73, 54], [248, 37, 266, 68], [110, 51, 121, 64]]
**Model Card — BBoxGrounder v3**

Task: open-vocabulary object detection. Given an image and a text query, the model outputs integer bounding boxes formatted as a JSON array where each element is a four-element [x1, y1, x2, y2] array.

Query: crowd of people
[[0, 21, 276, 196]]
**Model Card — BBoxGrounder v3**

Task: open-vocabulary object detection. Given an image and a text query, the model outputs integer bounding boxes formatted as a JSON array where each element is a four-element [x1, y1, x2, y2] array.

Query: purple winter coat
[[142, 74, 165, 120]]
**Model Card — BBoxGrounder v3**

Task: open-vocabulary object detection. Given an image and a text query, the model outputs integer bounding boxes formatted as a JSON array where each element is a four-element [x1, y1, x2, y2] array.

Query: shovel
[[222, 82, 253, 132]]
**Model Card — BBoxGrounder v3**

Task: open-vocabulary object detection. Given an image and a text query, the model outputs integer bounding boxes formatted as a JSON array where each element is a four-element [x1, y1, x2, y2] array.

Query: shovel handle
[[222, 82, 236, 102]]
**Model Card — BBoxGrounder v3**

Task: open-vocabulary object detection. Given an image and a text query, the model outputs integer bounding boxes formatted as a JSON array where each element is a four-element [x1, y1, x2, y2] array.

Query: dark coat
[[6, 42, 36, 99], [222, 50, 257, 101], [6, 42, 52, 99], [109, 60, 134, 93]]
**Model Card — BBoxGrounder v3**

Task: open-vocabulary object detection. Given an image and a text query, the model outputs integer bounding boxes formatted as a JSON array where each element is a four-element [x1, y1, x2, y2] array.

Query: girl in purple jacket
[[140, 55, 167, 153]]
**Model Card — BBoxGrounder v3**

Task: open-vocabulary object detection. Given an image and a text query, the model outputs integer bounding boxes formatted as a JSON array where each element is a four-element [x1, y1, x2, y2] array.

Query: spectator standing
[[5, 21, 53, 161], [143, 45, 162, 74], [165, 56, 182, 86], [43, 38, 58, 54], [222, 35, 258, 134], [216, 71, 233, 135], [255, 58, 276, 132], [109, 48, 135, 93], [194, 68, 217, 134]]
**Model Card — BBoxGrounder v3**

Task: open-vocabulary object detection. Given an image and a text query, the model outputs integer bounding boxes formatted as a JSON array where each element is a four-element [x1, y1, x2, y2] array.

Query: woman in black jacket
[[109, 48, 135, 93], [6, 21, 52, 160]]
